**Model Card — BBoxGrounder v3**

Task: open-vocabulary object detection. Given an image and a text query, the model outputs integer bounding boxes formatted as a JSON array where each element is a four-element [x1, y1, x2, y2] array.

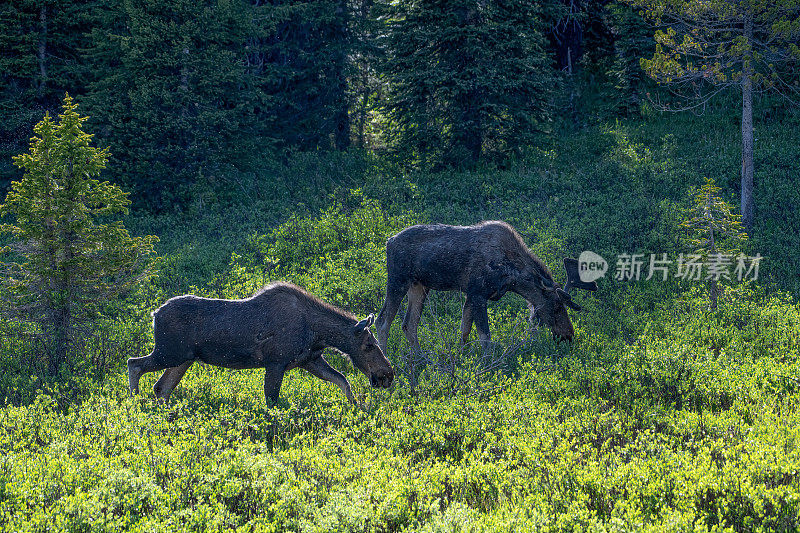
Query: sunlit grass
[[2, 107, 800, 530]]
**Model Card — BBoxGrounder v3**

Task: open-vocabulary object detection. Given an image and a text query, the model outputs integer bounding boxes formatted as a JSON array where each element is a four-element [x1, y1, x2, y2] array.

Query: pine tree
[[0, 95, 158, 373], [83, 0, 254, 207], [248, 0, 352, 151], [680, 178, 748, 309], [606, 1, 655, 115], [380, 0, 555, 168], [349, 0, 383, 149], [0, 0, 92, 191], [629, 0, 800, 231]]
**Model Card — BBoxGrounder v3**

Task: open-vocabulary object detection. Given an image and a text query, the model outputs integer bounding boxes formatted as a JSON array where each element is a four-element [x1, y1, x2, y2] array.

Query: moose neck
[[309, 306, 357, 355], [510, 281, 547, 310]]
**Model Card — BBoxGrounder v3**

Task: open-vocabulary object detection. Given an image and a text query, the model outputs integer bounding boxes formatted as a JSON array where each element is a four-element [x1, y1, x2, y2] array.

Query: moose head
[[351, 314, 394, 389], [524, 258, 598, 342]]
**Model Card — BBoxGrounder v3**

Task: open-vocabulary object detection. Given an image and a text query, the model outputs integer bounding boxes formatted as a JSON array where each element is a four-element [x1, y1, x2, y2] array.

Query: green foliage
[[82, 0, 256, 207], [630, 0, 800, 101], [628, 0, 800, 231], [679, 177, 749, 308], [680, 177, 748, 256], [605, 1, 656, 115], [0, 95, 157, 373], [1, 93, 800, 530], [0, 1, 93, 189], [224, 191, 415, 312], [19, 0, 355, 207], [250, 0, 351, 152], [1, 286, 799, 531], [0, 1, 368, 201]]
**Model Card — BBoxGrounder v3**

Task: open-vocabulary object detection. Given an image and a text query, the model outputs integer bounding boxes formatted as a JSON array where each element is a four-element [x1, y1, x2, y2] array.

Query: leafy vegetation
[[1, 0, 799, 529], [2, 102, 800, 529], [1, 284, 798, 531], [379, 0, 555, 167], [679, 177, 749, 308], [630, 0, 800, 230], [0, 0, 673, 204]]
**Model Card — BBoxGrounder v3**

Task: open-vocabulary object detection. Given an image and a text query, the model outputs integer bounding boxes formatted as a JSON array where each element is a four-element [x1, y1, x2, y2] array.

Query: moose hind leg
[[263, 364, 286, 406], [402, 283, 428, 355], [153, 360, 193, 401], [376, 280, 410, 353]]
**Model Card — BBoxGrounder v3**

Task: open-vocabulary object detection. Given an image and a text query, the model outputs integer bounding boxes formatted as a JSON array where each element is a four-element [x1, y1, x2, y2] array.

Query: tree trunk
[[551, 0, 583, 72], [50, 307, 71, 374], [357, 81, 367, 149], [740, 12, 755, 233], [37, 5, 47, 100], [708, 224, 718, 309], [334, 108, 350, 151], [456, 116, 482, 166]]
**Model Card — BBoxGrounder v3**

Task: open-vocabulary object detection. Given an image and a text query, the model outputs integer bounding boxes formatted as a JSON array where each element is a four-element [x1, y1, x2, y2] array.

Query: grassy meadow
[[2, 106, 800, 531]]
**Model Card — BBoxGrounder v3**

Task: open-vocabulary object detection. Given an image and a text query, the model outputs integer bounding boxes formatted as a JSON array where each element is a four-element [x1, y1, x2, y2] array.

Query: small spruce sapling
[[0, 95, 158, 373], [680, 178, 748, 309]]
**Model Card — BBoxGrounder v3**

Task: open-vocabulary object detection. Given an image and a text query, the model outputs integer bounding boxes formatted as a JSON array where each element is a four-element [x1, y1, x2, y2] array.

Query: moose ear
[[556, 288, 582, 311], [353, 314, 375, 336]]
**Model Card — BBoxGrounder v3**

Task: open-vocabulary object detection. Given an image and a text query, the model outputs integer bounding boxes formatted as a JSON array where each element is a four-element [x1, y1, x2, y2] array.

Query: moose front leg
[[459, 298, 474, 348], [469, 296, 491, 345], [302, 356, 357, 406], [128, 352, 170, 396]]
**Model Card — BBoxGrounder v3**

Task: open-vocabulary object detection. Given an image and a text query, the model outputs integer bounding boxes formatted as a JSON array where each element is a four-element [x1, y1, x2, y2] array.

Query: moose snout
[[370, 369, 394, 389], [553, 332, 574, 344]]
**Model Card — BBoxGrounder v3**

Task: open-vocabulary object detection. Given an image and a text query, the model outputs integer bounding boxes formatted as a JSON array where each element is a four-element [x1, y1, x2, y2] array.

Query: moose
[[127, 282, 394, 406], [375, 221, 597, 353]]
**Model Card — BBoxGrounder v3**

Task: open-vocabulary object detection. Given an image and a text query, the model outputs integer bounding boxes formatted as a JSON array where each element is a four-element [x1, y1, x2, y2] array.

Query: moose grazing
[[128, 282, 394, 406], [375, 221, 597, 353]]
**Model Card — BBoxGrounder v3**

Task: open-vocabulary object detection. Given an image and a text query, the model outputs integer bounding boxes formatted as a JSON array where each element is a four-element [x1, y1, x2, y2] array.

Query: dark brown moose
[[375, 221, 597, 352], [127, 282, 394, 405]]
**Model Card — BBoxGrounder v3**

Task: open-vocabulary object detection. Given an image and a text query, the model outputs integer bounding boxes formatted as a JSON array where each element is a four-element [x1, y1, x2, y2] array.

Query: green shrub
[[0, 95, 157, 374], [223, 190, 415, 314]]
